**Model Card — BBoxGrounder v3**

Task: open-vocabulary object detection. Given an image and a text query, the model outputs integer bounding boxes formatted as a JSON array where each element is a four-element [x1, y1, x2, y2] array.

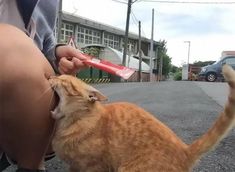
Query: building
[[221, 51, 235, 59], [57, 12, 159, 82]]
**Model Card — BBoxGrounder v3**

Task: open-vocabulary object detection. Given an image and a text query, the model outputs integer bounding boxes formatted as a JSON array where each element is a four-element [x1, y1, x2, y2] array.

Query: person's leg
[[0, 24, 57, 170]]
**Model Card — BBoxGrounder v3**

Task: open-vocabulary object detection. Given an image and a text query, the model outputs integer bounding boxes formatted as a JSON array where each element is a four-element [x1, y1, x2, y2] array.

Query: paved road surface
[[4, 81, 235, 172], [195, 81, 229, 107]]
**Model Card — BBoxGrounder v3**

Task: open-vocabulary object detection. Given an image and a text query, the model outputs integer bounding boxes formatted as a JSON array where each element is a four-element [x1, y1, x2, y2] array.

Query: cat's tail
[[188, 64, 235, 163]]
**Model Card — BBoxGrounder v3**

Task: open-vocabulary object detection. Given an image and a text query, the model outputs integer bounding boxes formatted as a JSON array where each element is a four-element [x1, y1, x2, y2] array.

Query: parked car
[[198, 56, 235, 82]]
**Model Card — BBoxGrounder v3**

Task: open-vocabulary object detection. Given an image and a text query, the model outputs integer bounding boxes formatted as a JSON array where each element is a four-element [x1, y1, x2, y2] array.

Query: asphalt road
[[4, 81, 235, 172]]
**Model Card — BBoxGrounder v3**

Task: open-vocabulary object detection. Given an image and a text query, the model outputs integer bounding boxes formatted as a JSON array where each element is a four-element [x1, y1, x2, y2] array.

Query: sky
[[63, 0, 235, 67]]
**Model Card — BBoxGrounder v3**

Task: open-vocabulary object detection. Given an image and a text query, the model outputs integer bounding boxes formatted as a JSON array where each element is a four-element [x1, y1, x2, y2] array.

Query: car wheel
[[206, 72, 217, 82]]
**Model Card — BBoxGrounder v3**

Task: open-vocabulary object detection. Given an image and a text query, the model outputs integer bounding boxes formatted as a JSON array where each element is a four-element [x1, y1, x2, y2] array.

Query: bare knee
[[0, 26, 55, 103], [0, 23, 56, 122], [0, 24, 57, 169]]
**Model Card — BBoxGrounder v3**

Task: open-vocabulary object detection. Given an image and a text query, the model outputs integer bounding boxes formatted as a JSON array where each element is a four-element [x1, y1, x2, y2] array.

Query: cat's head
[[49, 75, 107, 119]]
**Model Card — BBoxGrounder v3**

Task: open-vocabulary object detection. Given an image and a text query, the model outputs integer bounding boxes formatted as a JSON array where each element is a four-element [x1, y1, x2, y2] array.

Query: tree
[[174, 71, 182, 81], [162, 54, 171, 75], [170, 65, 180, 73], [156, 40, 171, 76]]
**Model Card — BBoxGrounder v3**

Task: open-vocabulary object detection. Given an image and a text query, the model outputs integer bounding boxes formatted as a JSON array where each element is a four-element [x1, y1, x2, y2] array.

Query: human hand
[[55, 45, 88, 75]]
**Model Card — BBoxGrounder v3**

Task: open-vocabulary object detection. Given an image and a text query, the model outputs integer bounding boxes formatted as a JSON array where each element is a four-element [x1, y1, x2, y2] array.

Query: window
[[225, 57, 235, 65], [60, 23, 74, 43], [128, 39, 136, 53], [104, 32, 120, 49], [77, 26, 101, 44]]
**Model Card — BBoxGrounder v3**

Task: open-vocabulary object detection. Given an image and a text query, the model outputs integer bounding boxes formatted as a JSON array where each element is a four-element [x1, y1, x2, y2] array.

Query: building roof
[[221, 51, 235, 58], [62, 12, 152, 43]]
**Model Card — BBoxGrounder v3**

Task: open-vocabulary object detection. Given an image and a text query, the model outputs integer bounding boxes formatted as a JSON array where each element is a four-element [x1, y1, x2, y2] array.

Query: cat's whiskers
[[35, 86, 53, 102], [48, 89, 55, 108]]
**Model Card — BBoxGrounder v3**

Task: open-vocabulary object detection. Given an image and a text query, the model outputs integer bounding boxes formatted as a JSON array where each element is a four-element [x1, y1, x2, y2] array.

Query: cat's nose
[[48, 76, 56, 86]]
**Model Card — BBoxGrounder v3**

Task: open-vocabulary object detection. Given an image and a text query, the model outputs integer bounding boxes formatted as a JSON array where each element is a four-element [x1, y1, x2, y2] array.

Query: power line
[[138, 0, 235, 4], [131, 11, 139, 25], [112, 0, 140, 4], [111, 0, 127, 4], [132, 0, 140, 3], [130, 11, 147, 38]]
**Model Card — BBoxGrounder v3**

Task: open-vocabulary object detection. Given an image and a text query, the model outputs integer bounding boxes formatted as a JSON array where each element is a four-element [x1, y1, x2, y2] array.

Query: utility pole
[[138, 21, 142, 82], [57, 0, 63, 43], [184, 41, 191, 80], [122, 0, 132, 66], [154, 47, 159, 81], [187, 41, 191, 65], [158, 55, 163, 81], [184, 41, 191, 65], [149, 8, 154, 82]]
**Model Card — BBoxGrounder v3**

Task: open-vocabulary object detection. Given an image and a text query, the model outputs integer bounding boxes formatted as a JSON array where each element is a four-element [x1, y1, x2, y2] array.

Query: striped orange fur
[[50, 64, 235, 172]]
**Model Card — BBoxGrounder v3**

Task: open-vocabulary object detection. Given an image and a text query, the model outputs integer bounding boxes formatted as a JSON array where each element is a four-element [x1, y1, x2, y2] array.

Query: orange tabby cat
[[49, 64, 235, 172]]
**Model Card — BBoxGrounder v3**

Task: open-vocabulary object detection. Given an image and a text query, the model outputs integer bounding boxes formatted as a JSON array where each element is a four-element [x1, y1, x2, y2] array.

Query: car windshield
[[213, 59, 221, 64]]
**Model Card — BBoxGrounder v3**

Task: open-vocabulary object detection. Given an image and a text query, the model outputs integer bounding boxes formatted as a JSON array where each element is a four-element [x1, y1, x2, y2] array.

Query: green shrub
[[174, 71, 182, 81]]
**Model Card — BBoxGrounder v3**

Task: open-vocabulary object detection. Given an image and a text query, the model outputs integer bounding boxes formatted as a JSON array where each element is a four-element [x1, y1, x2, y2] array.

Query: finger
[[58, 63, 72, 74], [59, 57, 74, 70], [56, 46, 87, 61], [72, 57, 87, 69], [59, 57, 77, 74], [58, 65, 66, 74], [58, 64, 77, 75], [69, 47, 88, 60]]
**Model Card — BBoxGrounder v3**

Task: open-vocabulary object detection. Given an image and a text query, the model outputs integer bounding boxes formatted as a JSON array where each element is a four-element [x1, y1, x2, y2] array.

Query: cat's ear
[[86, 85, 107, 102]]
